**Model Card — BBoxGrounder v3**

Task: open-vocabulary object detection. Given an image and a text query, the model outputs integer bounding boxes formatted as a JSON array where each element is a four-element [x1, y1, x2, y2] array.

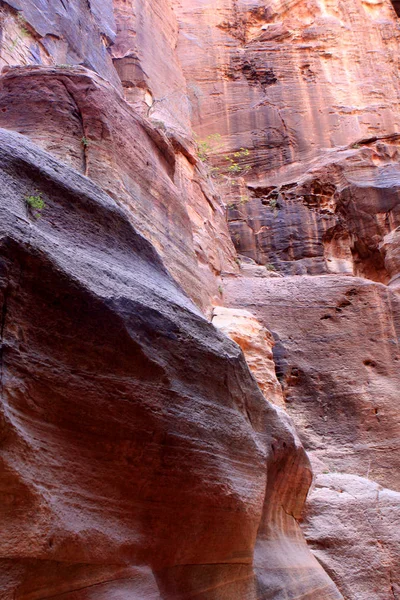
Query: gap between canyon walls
[[172, 0, 400, 598], [0, 1, 344, 599], [0, 0, 399, 599]]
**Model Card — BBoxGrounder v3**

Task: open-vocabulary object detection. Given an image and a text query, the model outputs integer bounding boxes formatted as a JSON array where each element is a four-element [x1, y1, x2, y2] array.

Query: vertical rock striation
[[0, 0, 399, 598]]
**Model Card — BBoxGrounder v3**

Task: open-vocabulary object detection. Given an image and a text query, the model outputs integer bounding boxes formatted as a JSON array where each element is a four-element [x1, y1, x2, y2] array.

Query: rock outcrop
[[222, 272, 400, 597], [0, 0, 400, 598], [0, 128, 342, 599]]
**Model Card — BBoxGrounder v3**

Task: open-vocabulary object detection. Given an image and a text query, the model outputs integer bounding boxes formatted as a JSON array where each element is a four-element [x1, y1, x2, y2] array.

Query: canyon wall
[[0, 0, 399, 598]]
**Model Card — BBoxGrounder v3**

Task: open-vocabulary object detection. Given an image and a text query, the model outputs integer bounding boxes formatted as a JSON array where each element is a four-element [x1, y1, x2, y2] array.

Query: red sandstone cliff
[[0, 1, 399, 598]]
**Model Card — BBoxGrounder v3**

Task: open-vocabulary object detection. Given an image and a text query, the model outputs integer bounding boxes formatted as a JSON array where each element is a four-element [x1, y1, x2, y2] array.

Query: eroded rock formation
[[0, 128, 342, 599], [0, 0, 399, 598]]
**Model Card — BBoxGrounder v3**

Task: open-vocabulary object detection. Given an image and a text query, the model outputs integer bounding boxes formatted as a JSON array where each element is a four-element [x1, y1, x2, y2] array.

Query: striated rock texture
[[0, 128, 342, 599], [174, 0, 400, 281], [0, 0, 119, 86], [0, 0, 400, 598], [172, 0, 400, 595], [0, 64, 238, 313], [223, 272, 400, 597]]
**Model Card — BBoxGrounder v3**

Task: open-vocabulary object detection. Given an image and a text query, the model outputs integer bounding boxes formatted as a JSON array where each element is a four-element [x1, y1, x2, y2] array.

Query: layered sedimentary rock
[[228, 138, 400, 281], [0, 0, 400, 598], [0, 0, 119, 86], [0, 64, 238, 313], [0, 128, 342, 599], [222, 272, 400, 596], [171, 0, 400, 596], [304, 474, 400, 600], [174, 0, 400, 281]]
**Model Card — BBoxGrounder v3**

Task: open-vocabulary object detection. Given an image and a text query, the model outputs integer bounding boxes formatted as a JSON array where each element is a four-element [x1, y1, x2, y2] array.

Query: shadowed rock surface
[[223, 272, 400, 597], [0, 0, 400, 597], [0, 65, 238, 313], [0, 128, 342, 599]]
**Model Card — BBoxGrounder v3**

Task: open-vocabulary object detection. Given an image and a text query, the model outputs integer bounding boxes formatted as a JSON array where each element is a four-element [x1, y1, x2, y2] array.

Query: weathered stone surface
[[111, 0, 191, 133], [223, 272, 400, 597], [223, 273, 400, 489], [228, 139, 400, 280], [380, 226, 400, 287], [0, 65, 237, 313], [1, 0, 400, 596], [174, 0, 400, 175], [0, 128, 342, 599], [0, 0, 119, 87], [173, 0, 400, 283], [303, 474, 400, 600], [213, 306, 285, 408]]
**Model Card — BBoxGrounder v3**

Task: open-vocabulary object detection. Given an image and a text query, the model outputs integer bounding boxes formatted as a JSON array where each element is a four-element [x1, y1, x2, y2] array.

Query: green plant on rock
[[266, 263, 276, 272], [269, 198, 278, 209], [81, 136, 90, 148], [17, 13, 29, 37], [196, 133, 222, 162], [25, 192, 45, 218], [224, 148, 252, 177]]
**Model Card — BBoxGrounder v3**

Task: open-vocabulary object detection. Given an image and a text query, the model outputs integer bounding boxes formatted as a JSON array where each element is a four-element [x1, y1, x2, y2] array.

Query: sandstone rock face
[[173, 0, 400, 281], [223, 272, 400, 597], [212, 306, 285, 408], [0, 128, 342, 599], [172, 1, 400, 595], [228, 139, 400, 281], [0, 65, 238, 313], [1, 0, 400, 598], [304, 474, 400, 600], [0, 0, 119, 86]]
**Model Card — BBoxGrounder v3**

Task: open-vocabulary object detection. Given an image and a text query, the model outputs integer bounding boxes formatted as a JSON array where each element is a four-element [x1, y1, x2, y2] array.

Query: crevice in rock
[[391, 1, 400, 17], [58, 78, 88, 175]]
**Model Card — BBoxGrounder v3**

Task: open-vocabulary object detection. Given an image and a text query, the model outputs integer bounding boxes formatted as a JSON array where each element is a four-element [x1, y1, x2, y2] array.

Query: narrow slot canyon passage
[[0, 1, 399, 599]]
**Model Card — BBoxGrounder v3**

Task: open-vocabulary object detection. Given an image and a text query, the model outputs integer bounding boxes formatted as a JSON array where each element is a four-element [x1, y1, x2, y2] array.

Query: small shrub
[[266, 263, 276, 272], [151, 119, 166, 131], [81, 136, 90, 148], [269, 198, 278, 209], [196, 133, 222, 162], [218, 285, 224, 296], [17, 13, 29, 37], [25, 193, 45, 218]]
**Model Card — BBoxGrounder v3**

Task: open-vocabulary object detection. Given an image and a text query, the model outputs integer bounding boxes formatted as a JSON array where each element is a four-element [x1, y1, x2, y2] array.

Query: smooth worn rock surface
[[1, 0, 400, 597], [223, 272, 400, 597], [303, 473, 400, 600], [0, 128, 342, 599]]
